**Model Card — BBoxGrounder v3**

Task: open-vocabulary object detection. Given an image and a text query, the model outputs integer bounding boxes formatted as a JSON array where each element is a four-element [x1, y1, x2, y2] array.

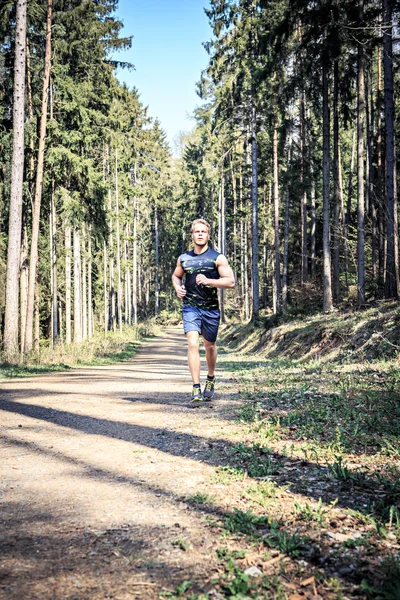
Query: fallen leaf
[[262, 554, 285, 568], [300, 576, 315, 587], [327, 531, 352, 542], [283, 582, 298, 590]]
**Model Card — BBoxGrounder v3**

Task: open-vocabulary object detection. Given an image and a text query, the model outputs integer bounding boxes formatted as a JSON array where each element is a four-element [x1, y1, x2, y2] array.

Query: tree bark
[[273, 111, 282, 313], [300, 93, 308, 285], [88, 231, 93, 337], [108, 187, 116, 332], [154, 203, 159, 316], [82, 228, 87, 341], [115, 151, 123, 332], [65, 225, 72, 344], [357, 1, 366, 307], [73, 227, 82, 343], [376, 43, 385, 286], [20, 213, 29, 357], [333, 58, 342, 304], [251, 101, 259, 321], [282, 187, 290, 313], [383, 0, 399, 297], [218, 171, 226, 324], [322, 56, 333, 312], [24, 0, 53, 353], [50, 183, 58, 346], [3, 0, 27, 360], [310, 171, 317, 281], [132, 164, 138, 325], [366, 73, 377, 285], [103, 240, 108, 334]]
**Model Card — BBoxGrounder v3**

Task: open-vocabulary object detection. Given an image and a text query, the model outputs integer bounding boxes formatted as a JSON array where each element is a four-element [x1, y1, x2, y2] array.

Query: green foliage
[[222, 508, 270, 536], [361, 556, 400, 600], [211, 466, 246, 484], [159, 579, 194, 598], [293, 498, 335, 525], [186, 492, 216, 506]]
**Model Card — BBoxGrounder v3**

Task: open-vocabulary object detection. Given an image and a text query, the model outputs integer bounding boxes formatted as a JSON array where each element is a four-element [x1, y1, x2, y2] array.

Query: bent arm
[[195, 255, 235, 289], [172, 259, 186, 298]]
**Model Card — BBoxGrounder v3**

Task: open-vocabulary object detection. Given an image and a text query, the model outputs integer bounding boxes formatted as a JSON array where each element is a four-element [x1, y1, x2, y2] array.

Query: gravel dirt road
[[0, 328, 238, 599]]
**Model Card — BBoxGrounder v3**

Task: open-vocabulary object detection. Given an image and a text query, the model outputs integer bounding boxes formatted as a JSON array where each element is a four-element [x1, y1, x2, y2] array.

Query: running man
[[172, 219, 235, 404]]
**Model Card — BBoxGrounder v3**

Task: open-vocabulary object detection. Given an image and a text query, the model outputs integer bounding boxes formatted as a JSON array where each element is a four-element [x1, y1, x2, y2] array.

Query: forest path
[[0, 328, 239, 599]]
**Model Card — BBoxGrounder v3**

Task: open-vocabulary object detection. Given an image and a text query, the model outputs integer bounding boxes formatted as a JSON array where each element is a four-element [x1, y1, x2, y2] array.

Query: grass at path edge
[[0, 323, 162, 379]]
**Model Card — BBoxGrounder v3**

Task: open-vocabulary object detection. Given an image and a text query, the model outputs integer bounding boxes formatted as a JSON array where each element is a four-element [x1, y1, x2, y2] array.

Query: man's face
[[192, 224, 209, 247]]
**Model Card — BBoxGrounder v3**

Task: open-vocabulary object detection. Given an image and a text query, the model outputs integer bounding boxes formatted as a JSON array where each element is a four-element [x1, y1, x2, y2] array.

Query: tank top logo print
[[180, 247, 220, 309]]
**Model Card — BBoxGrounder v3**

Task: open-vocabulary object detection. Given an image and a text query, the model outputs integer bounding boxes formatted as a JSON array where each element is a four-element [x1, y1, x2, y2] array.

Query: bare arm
[[195, 254, 235, 289], [172, 259, 187, 299]]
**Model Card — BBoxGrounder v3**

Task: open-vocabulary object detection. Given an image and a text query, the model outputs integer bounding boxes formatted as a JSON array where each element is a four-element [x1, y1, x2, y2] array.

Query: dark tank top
[[179, 247, 220, 309]]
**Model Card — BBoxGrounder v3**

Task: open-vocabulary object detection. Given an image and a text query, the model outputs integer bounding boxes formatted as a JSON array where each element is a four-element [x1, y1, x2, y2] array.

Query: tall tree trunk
[[243, 140, 251, 320], [367, 72, 377, 285], [244, 218, 250, 320], [239, 172, 246, 319], [357, 0, 366, 307], [262, 183, 271, 308], [154, 203, 159, 316], [115, 151, 123, 332], [3, 0, 27, 359], [218, 171, 226, 324], [282, 187, 290, 313], [20, 213, 29, 357], [333, 58, 342, 304], [34, 284, 40, 351], [231, 156, 238, 277], [73, 226, 82, 343], [132, 164, 138, 325], [26, 38, 35, 187], [50, 183, 58, 346], [273, 112, 282, 313], [103, 240, 108, 334], [82, 228, 87, 341], [24, 0, 53, 353], [65, 225, 72, 344], [251, 102, 259, 321], [88, 231, 93, 337], [322, 57, 333, 312], [300, 93, 308, 285], [344, 129, 356, 288], [124, 204, 131, 325], [108, 187, 116, 333], [376, 43, 385, 287], [310, 170, 317, 281], [383, 0, 399, 297]]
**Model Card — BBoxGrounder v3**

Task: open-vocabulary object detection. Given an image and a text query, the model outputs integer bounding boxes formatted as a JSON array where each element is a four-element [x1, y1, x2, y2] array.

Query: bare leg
[[203, 339, 217, 377], [186, 331, 201, 384]]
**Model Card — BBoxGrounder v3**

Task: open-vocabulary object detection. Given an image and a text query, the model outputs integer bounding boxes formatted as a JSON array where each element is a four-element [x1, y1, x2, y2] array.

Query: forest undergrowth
[[167, 302, 400, 599], [0, 322, 161, 378]]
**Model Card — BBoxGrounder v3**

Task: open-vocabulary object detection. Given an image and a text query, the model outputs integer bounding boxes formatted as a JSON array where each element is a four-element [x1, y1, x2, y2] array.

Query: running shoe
[[191, 386, 203, 403], [203, 377, 215, 400]]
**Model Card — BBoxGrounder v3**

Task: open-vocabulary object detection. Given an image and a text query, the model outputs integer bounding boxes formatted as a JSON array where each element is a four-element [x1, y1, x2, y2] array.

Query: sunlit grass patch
[[244, 480, 290, 509], [293, 497, 337, 525], [0, 323, 160, 377], [186, 492, 216, 506], [210, 465, 247, 484]]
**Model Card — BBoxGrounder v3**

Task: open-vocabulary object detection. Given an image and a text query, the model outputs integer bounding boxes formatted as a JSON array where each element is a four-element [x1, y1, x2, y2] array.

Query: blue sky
[[114, 0, 212, 154]]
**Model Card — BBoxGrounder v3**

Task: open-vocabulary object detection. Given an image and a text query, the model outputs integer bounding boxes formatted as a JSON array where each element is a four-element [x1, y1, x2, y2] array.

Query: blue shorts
[[182, 304, 220, 343]]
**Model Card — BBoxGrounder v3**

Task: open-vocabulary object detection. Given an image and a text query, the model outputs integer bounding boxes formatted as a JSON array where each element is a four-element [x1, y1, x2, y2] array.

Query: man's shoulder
[[207, 247, 221, 260], [179, 250, 194, 262]]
